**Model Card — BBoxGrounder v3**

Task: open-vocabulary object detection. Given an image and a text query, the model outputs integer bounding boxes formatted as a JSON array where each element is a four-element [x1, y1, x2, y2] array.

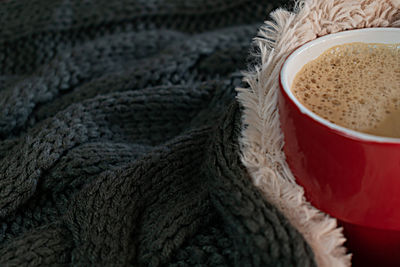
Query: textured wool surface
[[237, 0, 400, 266], [0, 0, 320, 266]]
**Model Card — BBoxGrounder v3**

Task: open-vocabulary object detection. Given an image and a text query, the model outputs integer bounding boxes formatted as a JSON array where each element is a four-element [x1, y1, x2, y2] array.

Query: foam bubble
[[292, 42, 400, 137]]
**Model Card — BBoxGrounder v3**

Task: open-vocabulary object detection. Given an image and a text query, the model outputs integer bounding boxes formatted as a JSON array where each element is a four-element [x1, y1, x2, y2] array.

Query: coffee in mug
[[291, 42, 400, 138]]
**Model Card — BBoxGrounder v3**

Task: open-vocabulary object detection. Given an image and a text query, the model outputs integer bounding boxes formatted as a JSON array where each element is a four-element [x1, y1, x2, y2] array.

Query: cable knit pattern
[[0, 0, 316, 266]]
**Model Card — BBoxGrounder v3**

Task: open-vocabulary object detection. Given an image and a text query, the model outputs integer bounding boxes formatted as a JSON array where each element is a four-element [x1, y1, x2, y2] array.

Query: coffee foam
[[292, 42, 400, 138]]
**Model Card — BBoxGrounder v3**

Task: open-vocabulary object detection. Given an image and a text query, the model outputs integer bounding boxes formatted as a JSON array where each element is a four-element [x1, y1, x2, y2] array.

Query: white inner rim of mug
[[281, 27, 400, 143]]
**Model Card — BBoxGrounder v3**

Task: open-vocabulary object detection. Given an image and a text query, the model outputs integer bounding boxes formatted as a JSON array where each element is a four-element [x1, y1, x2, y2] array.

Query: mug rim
[[280, 27, 400, 144]]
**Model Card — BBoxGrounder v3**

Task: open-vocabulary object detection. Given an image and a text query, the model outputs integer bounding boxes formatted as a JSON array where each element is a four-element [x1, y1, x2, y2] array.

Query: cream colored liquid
[[292, 42, 400, 138]]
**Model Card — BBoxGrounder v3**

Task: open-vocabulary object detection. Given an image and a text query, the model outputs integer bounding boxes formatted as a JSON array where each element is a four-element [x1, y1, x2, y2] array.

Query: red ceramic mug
[[279, 28, 400, 266]]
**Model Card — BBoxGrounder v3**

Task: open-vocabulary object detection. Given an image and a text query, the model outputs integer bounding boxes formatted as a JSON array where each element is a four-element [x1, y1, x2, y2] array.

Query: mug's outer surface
[[279, 83, 400, 230]]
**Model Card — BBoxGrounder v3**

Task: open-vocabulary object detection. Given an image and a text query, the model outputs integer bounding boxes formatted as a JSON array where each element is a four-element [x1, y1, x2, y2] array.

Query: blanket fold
[[0, 0, 319, 266]]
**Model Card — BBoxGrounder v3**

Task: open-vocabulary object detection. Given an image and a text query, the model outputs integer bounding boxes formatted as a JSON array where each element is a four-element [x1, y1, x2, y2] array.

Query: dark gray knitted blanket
[[0, 0, 316, 266]]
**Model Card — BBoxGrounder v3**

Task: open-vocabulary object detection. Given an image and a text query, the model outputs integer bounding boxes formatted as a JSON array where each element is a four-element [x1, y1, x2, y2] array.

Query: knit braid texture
[[0, 0, 316, 266]]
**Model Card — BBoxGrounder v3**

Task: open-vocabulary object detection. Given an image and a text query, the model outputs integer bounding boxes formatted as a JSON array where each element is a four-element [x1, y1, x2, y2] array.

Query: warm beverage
[[292, 42, 400, 138]]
